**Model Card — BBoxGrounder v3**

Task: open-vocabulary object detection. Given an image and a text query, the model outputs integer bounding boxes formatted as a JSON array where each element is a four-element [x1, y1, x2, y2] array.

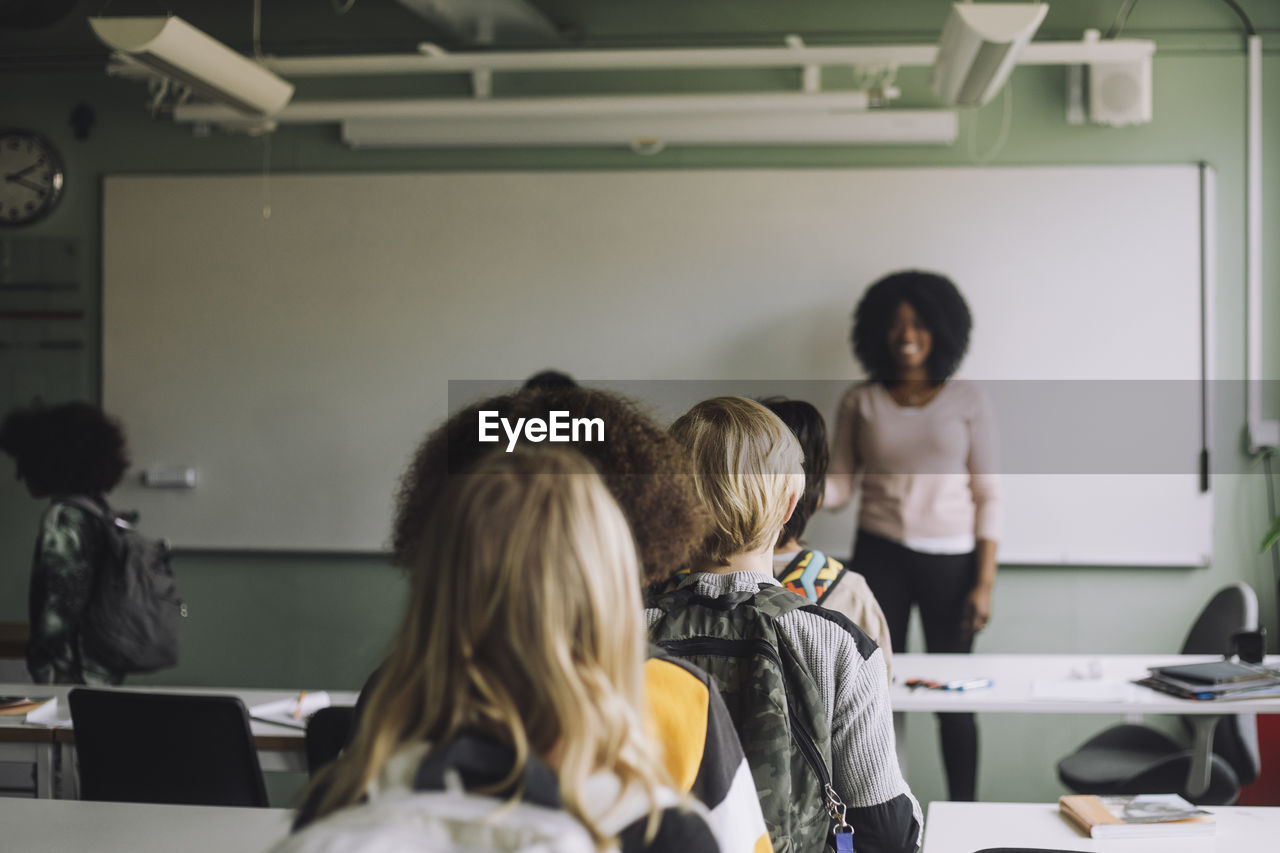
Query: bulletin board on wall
[[102, 166, 1212, 565]]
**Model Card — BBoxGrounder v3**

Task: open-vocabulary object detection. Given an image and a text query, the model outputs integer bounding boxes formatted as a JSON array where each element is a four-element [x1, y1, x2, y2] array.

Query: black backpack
[[61, 497, 185, 674]]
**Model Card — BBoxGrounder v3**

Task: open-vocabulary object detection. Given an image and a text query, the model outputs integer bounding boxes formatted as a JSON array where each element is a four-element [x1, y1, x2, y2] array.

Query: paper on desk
[[249, 691, 331, 729], [1031, 680, 1129, 702], [24, 697, 71, 727], [0, 696, 54, 716]]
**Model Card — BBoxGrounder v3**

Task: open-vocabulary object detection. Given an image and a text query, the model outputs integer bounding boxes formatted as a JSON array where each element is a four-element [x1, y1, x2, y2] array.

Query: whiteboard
[[103, 167, 1212, 564]]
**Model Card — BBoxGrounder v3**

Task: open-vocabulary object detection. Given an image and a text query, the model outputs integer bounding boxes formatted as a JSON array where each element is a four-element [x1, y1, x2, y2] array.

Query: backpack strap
[[650, 574, 812, 619], [405, 733, 685, 841], [51, 495, 128, 566], [749, 581, 816, 620], [55, 494, 110, 520], [779, 550, 847, 605], [413, 733, 561, 809], [54, 495, 134, 532]]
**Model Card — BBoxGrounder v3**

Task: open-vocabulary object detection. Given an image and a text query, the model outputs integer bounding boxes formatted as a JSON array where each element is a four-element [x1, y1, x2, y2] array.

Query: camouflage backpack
[[648, 579, 843, 853]]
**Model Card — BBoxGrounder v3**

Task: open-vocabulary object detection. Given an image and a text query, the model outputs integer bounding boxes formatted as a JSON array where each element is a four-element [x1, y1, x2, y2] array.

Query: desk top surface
[[0, 797, 292, 852], [0, 683, 360, 744], [892, 654, 1280, 714], [922, 801, 1280, 853]]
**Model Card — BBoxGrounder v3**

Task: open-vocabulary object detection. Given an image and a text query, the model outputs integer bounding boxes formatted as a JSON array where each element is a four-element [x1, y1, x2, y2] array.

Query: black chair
[[68, 688, 269, 807], [305, 705, 356, 777], [1056, 582, 1262, 805]]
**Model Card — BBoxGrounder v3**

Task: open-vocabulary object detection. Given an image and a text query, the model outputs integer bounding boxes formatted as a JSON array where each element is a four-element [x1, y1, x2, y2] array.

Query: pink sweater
[[827, 381, 1002, 547]]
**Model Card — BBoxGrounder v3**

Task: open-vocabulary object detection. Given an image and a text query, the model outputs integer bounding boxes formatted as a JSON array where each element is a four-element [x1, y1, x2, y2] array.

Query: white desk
[[0, 683, 359, 798], [0, 715, 55, 797], [0, 797, 292, 852], [922, 801, 1280, 853], [891, 654, 1280, 799]]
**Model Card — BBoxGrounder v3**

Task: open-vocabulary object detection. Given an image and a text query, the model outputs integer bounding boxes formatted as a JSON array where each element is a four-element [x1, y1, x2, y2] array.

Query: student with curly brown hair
[[0, 402, 130, 684], [346, 385, 771, 853]]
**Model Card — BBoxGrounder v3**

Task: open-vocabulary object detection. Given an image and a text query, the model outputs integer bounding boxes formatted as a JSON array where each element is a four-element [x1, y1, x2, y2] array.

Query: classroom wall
[[2, 6, 1279, 807]]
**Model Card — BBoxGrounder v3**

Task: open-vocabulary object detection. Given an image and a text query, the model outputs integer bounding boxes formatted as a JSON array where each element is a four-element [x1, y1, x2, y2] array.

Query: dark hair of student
[[0, 402, 130, 496], [758, 397, 828, 547], [850, 270, 973, 383], [522, 369, 578, 390], [392, 386, 710, 587]]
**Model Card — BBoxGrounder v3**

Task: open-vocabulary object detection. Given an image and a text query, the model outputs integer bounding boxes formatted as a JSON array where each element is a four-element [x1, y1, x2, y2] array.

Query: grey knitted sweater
[[647, 570, 923, 853]]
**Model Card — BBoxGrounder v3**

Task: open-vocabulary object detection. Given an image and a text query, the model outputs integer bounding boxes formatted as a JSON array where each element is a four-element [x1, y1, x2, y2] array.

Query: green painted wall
[[1, 4, 1278, 809]]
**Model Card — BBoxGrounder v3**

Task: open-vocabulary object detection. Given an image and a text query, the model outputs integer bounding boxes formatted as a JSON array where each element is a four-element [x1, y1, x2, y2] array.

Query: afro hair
[[0, 402, 129, 496], [851, 269, 973, 383]]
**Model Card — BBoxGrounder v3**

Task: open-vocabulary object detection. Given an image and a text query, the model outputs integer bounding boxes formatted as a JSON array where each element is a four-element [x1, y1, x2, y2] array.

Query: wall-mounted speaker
[[1088, 55, 1153, 127]]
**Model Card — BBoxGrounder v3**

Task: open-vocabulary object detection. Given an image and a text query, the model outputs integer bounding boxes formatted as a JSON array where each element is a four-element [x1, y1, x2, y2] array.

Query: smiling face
[[887, 301, 932, 375]]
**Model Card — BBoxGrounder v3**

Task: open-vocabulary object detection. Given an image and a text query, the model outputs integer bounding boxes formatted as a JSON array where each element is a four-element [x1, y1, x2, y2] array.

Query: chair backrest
[[1178, 582, 1262, 787], [1181, 582, 1258, 655], [305, 705, 356, 777], [69, 688, 269, 807]]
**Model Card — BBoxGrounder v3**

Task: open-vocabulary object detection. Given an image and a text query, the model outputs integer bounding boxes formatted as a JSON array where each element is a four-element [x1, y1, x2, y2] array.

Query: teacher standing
[[826, 270, 1001, 802]]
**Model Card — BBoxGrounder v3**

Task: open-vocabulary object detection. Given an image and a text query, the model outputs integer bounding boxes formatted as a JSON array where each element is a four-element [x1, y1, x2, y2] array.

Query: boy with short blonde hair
[[668, 397, 803, 566], [651, 396, 921, 853]]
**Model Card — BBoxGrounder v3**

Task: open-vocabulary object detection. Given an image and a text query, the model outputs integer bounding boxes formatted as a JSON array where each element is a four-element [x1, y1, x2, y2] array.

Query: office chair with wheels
[[305, 705, 356, 777], [69, 688, 269, 807], [1056, 582, 1261, 805]]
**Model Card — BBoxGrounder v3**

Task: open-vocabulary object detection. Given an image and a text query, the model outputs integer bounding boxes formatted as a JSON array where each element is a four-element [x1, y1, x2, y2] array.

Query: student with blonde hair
[[283, 448, 717, 852], [651, 397, 921, 853]]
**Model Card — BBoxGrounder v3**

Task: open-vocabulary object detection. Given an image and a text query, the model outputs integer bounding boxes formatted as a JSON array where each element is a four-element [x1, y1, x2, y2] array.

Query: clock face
[[0, 131, 65, 227]]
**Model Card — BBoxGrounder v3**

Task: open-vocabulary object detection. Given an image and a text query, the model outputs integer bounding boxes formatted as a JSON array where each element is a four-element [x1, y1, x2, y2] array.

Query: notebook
[[1148, 660, 1275, 685], [1059, 794, 1215, 838], [1136, 675, 1280, 701]]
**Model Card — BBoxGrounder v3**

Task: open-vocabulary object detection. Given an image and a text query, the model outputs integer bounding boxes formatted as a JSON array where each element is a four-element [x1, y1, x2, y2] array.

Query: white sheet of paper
[[1030, 679, 1130, 702], [25, 697, 71, 727], [249, 691, 331, 729]]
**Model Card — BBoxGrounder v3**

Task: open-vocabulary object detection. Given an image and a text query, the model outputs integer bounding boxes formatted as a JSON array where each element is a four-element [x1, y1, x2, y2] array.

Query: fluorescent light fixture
[[89, 16, 294, 117], [174, 91, 874, 124], [341, 110, 958, 149], [931, 3, 1048, 107], [172, 90, 958, 150]]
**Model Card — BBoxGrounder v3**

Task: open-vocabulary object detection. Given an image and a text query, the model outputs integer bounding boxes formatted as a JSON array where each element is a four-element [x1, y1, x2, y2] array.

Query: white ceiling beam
[[256, 39, 1152, 78]]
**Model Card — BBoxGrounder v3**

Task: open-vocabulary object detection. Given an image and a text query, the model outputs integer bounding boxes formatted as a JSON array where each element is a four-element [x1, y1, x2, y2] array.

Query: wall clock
[[0, 130, 65, 227]]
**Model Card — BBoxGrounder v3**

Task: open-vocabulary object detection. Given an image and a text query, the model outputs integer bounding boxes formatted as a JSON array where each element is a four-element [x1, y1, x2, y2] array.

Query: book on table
[[1138, 660, 1280, 700], [1149, 660, 1277, 686], [1059, 794, 1215, 838]]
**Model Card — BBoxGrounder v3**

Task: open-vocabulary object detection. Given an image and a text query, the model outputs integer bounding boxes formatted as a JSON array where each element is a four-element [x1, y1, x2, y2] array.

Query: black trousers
[[852, 528, 980, 802]]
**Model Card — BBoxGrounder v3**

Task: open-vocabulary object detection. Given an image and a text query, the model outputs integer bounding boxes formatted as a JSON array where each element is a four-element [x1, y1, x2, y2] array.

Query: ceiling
[[4, 0, 1269, 74]]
